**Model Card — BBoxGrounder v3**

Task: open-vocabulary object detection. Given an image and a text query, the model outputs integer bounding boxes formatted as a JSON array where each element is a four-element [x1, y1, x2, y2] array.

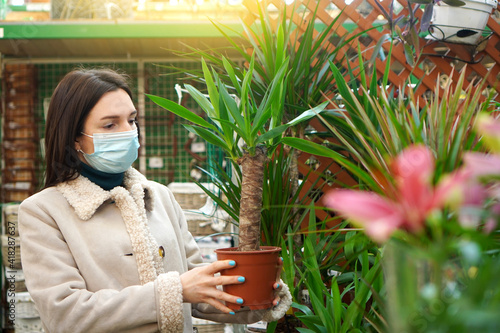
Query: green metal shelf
[[0, 21, 243, 39]]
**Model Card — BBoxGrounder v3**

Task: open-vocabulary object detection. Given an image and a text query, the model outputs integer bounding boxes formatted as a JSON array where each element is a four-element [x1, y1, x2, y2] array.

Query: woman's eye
[[128, 119, 136, 125], [103, 123, 115, 129]]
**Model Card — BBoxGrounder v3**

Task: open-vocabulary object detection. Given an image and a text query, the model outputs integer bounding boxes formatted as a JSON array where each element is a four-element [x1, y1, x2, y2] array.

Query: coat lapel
[[56, 176, 111, 221]]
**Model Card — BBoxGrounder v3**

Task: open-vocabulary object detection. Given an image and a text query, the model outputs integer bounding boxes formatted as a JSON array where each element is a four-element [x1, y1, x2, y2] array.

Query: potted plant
[[428, 0, 498, 44], [147, 55, 326, 310], [163, 0, 375, 253], [376, 0, 496, 64]]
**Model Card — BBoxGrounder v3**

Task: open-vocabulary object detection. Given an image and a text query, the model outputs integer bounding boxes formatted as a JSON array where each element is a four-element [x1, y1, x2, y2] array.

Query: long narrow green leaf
[[239, 12, 268, 75], [259, 3, 276, 76], [251, 107, 273, 138], [296, 327, 320, 333], [357, 44, 368, 91], [275, 23, 286, 76], [283, 236, 296, 299], [209, 18, 252, 61], [282, 137, 380, 190], [221, 56, 242, 96], [240, 56, 255, 135], [215, 118, 248, 145], [331, 279, 342, 331], [146, 94, 215, 130], [218, 80, 244, 129], [286, 102, 329, 127], [343, 260, 382, 331], [255, 124, 289, 145], [183, 84, 217, 120], [183, 125, 231, 154], [252, 67, 282, 135], [201, 59, 220, 116], [266, 321, 278, 333], [329, 61, 357, 112], [255, 58, 289, 121], [382, 42, 393, 88], [215, 82, 238, 149]]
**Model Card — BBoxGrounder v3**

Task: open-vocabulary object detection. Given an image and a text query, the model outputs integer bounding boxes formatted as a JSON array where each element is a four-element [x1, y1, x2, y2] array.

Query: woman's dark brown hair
[[44, 68, 136, 188]]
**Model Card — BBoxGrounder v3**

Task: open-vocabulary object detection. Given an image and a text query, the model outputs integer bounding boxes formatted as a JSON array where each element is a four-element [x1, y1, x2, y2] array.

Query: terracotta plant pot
[[215, 246, 281, 311]]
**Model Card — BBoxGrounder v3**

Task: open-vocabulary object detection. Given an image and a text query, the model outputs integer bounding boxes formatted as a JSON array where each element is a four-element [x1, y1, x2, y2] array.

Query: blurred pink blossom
[[462, 152, 500, 179], [323, 190, 402, 243], [458, 152, 500, 231], [476, 113, 500, 153], [324, 145, 466, 243]]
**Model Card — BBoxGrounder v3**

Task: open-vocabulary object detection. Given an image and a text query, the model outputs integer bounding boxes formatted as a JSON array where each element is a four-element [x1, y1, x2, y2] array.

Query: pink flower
[[475, 113, 500, 153], [458, 152, 500, 231], [462, 152, 500, 179], [323, 145, 466, 243], [484, 201, 500, 232], [433, 169, 472, 208], [476, 113, 500, 135], [323, 190, 402, 243], [391, 145, 435, 231]]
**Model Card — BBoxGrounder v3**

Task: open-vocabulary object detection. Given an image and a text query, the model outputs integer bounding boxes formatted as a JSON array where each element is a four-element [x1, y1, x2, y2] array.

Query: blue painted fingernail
[[280, 257, 283, 261], [276, 283, 280, 288], [229, 311, 235, 315], [229, 260, 236, 266], [276, 301, 280, 306], [238, 276, 245, 283], [236, 298, 244, 304]]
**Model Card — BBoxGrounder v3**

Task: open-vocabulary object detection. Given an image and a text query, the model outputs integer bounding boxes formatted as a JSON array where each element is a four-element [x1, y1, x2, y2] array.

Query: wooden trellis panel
[[241, 0, 500, 224], [242, 0, 500, 102]]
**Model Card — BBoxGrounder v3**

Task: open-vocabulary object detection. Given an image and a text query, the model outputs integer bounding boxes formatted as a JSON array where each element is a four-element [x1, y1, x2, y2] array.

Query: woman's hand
[[180, 260, 245, 314], [272, 257, 284, 307]]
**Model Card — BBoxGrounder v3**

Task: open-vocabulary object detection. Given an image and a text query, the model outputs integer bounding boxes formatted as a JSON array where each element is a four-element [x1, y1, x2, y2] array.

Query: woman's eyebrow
[[99, 110, 138, 121]]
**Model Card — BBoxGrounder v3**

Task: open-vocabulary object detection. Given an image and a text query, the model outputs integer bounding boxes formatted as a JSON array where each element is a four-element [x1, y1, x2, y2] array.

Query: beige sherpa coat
[[18, 168, 291, 333]]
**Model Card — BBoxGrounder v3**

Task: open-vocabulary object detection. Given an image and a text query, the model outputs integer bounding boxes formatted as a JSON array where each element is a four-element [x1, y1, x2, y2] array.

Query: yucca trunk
[[238, 146, 267, 251]]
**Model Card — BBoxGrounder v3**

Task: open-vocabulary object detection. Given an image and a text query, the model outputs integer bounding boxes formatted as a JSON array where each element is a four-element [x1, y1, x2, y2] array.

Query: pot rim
[[440, 0, 497, 7], [215, 246, 281, 255]]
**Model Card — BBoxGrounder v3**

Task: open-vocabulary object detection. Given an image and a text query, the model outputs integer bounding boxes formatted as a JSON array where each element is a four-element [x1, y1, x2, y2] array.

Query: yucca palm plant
[[161, 0, 378, 254], [148, 55, 326, 251]]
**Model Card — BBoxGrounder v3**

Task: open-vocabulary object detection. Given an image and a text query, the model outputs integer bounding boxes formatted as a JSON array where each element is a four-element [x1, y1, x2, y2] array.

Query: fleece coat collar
[[56, 168, 165, 285], [56, 168, 154, 221]]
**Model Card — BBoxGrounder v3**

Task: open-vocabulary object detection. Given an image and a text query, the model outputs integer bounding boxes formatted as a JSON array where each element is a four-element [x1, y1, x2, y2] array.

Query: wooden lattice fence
[[243, 0, 500, 101], [240, 0, 500, 223]]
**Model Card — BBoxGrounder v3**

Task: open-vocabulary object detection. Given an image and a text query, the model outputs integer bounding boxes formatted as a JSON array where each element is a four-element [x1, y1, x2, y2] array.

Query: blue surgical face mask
[[78, 129, 140, 174]]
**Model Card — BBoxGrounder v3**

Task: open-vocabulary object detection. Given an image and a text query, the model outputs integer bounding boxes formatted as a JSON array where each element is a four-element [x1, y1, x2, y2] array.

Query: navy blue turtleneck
[[79, 163, 125, 191]]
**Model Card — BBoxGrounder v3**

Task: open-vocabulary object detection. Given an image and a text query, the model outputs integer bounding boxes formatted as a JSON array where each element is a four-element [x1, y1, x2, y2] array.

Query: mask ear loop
[[76, 131, 94, 155], [75, 137, 86, 155]]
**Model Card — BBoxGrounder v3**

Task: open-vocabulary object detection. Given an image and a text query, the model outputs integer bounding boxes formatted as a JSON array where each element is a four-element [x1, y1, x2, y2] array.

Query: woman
[[18, 68, 291, 333]]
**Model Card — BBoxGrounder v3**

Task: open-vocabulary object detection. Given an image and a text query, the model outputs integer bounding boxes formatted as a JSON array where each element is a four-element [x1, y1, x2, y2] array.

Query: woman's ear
[[74, 139, 82, 152]]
